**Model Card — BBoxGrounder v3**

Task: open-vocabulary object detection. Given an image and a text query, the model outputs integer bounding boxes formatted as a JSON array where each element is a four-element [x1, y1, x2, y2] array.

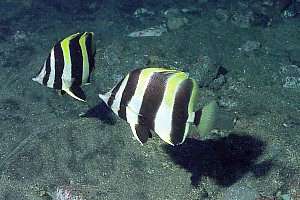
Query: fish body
[[32, 32, 96, 102], [99, 67, 217, 145]]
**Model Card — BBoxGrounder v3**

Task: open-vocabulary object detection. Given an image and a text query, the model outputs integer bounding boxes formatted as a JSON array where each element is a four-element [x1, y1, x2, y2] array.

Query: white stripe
[[81, 54, 89, 84], [61, 50, 72, 90], [47, 49, 56, 87], [182, 123, 190, 144], [110, 75, 129, 115], [154, 102, 174, 145], [129, 123, 143, 145], [153, 79, 182, 145], [125, 73, 153, 125], [126, 71, 154, 144]]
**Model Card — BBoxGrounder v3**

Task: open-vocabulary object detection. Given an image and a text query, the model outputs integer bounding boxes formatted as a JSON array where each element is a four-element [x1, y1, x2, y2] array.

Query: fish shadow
[[163, 133, 272, 187], [81, 101, 116, 125]]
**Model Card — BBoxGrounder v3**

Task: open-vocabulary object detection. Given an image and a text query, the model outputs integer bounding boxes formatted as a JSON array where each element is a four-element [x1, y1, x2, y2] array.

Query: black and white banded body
[[99, 67, 217, 145], [32, 32, 95, 102]]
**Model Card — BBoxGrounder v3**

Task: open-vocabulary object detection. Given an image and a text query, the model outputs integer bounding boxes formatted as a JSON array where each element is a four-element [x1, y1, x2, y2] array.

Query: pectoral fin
[[129, 123, 151, 145]]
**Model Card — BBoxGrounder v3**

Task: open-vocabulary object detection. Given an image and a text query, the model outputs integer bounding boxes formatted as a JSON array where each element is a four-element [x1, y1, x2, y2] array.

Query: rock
[[128, 25, 167, 37], [239, 40, 261, 52], [282, 7, 297, 18], [12, 30, 27, 45], [187, 55, 219, 87], [215, 9, 229, 22], [223, 185, 259, 200], [280, 64, 300, 89], [288, 49, 300, 66], [181, 7, 201, 15], [283, 77, 300, 89], [250, 0, 296, 25], [133, 8, 154, 18], [167, 16, 188, 31], [277, 173, 300, 200], [55, 185, 85, 200], [164, 8, 189, 31], [147, 55, 160, 65], [164, 8, 181, 17], [210, 74, 226, 90], [231, 10, 254, 28]]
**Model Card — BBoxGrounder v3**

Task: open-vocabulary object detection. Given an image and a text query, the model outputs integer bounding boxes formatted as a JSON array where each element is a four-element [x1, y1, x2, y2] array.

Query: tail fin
[[194, 100, 218, 136]]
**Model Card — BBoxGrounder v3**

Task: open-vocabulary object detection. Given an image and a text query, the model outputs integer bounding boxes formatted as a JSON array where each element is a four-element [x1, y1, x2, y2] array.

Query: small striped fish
[[32, 32, 96, 102], [99, 67, 218, 145]]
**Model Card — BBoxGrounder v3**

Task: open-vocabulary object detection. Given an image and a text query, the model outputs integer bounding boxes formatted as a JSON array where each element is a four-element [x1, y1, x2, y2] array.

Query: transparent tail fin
[[195, 100, 218, 136]]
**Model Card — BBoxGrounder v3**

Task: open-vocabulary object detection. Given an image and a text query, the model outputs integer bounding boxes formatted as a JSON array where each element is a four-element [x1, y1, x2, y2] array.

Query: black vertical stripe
[[42, 54, 51, 86], [134, 124, 150, 144], [138, 71, 170, 130], [194, 109, 202, 126], [118, 69, 141, 120], [85, 33, 95, 82], [107, 77, 125, 107], [170, 79, 193, 144], [70, 33, 83, 86], [53, 42, 64, 89]]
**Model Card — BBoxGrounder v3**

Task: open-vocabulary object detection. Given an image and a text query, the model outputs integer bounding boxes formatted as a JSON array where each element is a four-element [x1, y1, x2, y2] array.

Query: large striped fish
[[32, 32, 96, 102], [99, 67, 218, 145]]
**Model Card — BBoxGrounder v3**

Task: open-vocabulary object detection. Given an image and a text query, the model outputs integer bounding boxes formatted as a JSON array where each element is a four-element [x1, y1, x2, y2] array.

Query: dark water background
[[0, 0, 299, 199]]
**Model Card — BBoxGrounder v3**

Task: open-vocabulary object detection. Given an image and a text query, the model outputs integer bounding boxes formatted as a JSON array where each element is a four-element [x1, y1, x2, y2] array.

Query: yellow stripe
[[164, 71, 188, 107], [60, 32, 80, 66], [79, 32, 88, 62], [188, 78, 199, 113], [135, 68, 172, 96], [79, 32, 89, 82]]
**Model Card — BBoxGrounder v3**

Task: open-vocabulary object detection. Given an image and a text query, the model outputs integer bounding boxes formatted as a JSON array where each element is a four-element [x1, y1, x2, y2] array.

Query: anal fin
[[129, 123, 151, 145], [57, 90, 66, 96], [83, 82, 91, 86], [64, 85, 86, 102]]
